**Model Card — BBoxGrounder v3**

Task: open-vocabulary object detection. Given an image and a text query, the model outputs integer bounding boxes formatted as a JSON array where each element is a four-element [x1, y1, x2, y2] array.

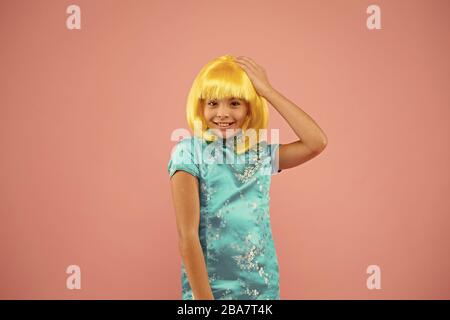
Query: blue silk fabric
[[168, 129, 282, 300]]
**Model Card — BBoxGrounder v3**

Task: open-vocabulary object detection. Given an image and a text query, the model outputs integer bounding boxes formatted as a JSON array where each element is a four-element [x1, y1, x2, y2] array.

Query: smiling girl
[[168, 55, 327, 300]]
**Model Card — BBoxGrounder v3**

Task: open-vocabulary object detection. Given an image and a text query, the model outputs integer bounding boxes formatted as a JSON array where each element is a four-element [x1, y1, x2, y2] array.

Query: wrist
[[261, 86, 276, 99]]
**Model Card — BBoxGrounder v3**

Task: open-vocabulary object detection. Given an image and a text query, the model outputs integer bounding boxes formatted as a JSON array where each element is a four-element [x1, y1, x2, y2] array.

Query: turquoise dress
[[167, 129, 282, 300]]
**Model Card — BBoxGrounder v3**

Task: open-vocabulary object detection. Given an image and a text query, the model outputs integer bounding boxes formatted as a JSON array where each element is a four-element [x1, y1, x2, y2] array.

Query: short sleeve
[[268, 143, 282, 175], [167, 138, 200, 179]]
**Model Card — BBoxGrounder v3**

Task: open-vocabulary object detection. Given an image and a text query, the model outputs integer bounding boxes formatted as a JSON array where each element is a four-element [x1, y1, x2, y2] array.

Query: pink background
[[1, 0, 449, 299]]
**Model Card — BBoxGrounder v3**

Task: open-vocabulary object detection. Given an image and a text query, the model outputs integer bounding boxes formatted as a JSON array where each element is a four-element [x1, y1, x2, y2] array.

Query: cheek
[[235, 110, 248, 121], [203, 109, 212, 120]]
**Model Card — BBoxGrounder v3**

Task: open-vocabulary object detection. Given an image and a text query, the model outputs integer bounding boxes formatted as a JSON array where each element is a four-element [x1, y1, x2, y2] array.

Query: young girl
[[168, 55, 327, 300]]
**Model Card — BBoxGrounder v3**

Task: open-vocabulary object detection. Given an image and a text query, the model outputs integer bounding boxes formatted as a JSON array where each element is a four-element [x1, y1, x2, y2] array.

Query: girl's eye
[[207, 101, 240, 107]]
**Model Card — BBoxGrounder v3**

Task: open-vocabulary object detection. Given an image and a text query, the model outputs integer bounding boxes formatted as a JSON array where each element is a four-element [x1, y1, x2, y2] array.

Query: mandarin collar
[[212, 128, 245, 148]]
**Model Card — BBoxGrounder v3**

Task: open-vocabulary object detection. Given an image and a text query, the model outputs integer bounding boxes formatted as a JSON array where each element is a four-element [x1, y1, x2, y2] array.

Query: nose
[[215, 104, 230, 118]]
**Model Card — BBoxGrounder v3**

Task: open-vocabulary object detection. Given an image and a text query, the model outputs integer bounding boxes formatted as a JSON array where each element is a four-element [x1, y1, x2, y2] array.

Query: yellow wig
[[186, 54, 270, 154]]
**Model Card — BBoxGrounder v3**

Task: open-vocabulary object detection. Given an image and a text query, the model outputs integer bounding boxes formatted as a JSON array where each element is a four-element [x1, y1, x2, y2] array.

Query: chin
[[210, 127, 238, 138]]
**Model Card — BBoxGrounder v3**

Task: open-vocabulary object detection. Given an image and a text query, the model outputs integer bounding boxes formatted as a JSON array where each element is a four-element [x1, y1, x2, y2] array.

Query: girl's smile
[[213, 121, 235, 128], [203, 97, 249, 138]]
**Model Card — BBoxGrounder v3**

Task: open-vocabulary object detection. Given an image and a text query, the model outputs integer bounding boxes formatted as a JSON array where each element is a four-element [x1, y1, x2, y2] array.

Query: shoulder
[[258, 141, 282, 175], [171, 135, 200, 149], [175, 136, 195, 147], [170, 136, 204, 159], [255, 140, 279, 155], [267, 142, 281, 154], [167, 136, 202, 178]]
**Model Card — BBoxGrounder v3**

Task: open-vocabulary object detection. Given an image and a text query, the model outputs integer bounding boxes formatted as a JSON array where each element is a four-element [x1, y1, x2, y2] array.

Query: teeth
[[215, 122, 234, 127]]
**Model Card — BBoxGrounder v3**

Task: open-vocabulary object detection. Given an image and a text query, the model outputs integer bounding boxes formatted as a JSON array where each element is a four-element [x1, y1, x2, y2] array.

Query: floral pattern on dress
[[169, 130, 281, 300]]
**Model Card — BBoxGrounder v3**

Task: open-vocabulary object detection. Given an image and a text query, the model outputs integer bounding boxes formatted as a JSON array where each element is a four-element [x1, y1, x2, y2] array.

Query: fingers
[[236, 56, 260, 72], [235, 58, 253, 74], [235, 57, 258, 75]]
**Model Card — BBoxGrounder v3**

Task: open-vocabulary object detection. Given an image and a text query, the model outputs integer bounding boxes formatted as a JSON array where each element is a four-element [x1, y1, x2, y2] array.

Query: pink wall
[[0, 0, 449, 299]]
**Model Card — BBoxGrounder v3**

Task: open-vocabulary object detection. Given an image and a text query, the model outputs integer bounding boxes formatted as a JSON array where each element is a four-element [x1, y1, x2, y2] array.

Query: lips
[[213, 121, 235, 128]]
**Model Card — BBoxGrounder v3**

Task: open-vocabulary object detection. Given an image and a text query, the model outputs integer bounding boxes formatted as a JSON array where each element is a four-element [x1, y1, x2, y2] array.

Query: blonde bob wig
[[186, 54, 270, 154]]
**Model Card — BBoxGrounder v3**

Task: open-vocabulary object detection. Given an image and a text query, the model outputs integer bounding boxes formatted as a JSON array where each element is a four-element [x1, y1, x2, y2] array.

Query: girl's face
[[203, 97, 249, 138]]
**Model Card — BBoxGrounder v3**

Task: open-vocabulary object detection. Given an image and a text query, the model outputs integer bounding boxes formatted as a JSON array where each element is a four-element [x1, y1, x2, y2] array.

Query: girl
[[168, 55, 327, 300]]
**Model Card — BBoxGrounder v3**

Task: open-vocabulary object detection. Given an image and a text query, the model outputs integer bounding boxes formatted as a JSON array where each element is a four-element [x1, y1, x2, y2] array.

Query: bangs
[[198, 64, 256, 103]]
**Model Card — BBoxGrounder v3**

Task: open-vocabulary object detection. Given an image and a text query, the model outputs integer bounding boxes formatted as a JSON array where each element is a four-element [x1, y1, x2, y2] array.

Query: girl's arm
[[170, 171, 214, 300], [235, 56, 328, 170], [263, 87, 328, 170]]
